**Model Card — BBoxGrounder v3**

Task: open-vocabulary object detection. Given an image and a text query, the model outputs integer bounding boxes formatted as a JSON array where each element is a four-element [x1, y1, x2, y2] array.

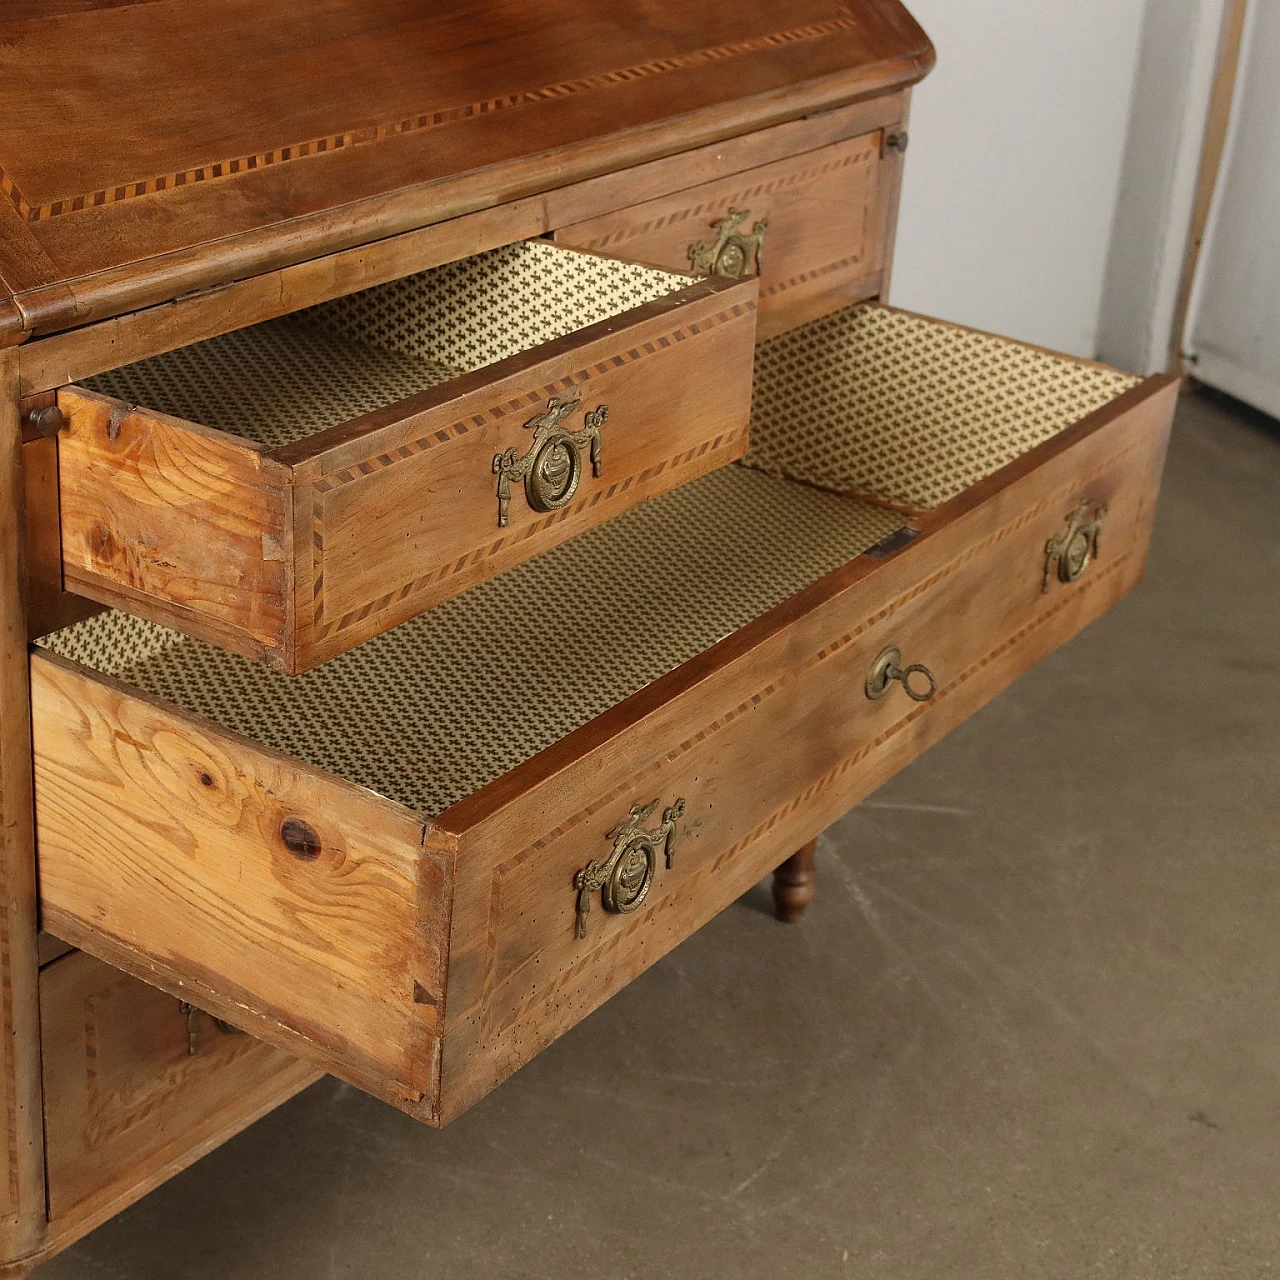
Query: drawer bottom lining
[[85, 317, 465, 448], [746, 304, 1142, 513], [82, 242, 690, 448], [39, 466, 902, 816]]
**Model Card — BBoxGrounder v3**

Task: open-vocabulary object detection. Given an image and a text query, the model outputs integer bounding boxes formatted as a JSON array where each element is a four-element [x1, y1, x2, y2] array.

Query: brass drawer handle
[[1044, 500, 1107, 591], [687, 206, 769, 278], [493, 396, 608, 527], [179, 1001, 243, 1056], [865, 645, 937, 703], [573, 797, 685, 939]]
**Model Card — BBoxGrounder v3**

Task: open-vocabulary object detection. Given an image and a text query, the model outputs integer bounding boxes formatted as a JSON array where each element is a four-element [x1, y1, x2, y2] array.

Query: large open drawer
[[32, 305, 1176, 1126], [53, 241, 757, 672]]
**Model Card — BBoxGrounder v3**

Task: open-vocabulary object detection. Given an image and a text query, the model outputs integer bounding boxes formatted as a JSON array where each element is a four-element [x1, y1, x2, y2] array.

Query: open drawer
[[32, 305, 1176, 1126], [54, 241, 758, 672]]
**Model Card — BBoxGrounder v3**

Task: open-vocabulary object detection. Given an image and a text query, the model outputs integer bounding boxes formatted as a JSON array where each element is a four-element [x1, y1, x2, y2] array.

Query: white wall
[[1096, 0, 1229, 374], [1184, 0, 1280, 416], [889, 0, 1147, 359]]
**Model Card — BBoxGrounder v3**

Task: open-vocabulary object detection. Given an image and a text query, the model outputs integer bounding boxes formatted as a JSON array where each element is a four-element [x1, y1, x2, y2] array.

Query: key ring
[[865, 647, 938, 702]]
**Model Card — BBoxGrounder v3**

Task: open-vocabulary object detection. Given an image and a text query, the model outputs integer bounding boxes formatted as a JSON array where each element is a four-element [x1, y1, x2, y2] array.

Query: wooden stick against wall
[[0, 348, 48, 1273], [1168, 0, 1250, 374]]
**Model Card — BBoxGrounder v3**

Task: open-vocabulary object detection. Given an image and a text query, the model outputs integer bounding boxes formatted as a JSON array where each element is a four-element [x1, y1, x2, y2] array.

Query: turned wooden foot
[[772, 839, 817, 922]]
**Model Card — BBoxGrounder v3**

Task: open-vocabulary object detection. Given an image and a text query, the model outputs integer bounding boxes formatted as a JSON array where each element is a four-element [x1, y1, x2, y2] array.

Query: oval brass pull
[[493, 396, 608, 527], [573, 797, 685, 939], [865, 646, 937, 703], [687, 206, 769, 278], [1043, 500, 1107, 591]]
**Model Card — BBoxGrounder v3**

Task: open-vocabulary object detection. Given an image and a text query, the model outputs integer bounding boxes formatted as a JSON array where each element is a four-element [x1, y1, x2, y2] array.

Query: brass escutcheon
[[493, 396, 608, 527], [865, 645, 938, 703], [687, 206, 769, 278], [1043, 500, 1107, 591], [573, 797, 685, 939]]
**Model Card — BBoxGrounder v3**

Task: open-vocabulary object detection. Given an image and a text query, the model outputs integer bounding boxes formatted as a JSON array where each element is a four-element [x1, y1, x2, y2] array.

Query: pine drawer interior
[[42, 299, 1144, 829], [744, 303, 1141, 511], [83, 242, 692, 448]]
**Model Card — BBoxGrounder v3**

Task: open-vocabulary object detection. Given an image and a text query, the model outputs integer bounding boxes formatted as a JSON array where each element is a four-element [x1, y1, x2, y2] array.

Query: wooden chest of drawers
[[0, 1, 1174, 1272]]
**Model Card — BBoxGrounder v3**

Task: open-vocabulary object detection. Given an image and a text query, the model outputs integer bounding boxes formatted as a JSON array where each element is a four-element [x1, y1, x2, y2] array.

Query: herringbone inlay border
[[307, 302, 754, 638], [485, 532, 1136, 1030], [489, 546, 1133, 1035], [570, 143, 877, 254], [490, 434, 1145, 882], [0, 8, 858, 223]]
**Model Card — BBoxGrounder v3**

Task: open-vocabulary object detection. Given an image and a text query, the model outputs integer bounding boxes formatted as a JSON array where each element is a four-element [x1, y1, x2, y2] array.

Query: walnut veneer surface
[[0, 0, 932, 341]]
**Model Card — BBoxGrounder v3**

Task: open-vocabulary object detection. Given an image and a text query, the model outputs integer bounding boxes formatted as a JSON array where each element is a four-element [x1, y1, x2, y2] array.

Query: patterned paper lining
[[40, 466, 903, 817], [84, 242, 690, 448], [747, 304, 1141, 511]]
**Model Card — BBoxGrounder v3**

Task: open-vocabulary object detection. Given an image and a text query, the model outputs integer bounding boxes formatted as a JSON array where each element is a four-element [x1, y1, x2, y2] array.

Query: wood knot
[[198, 771, 214, 788], [88, 522, 118, 564], [280, 818, 321, 861]]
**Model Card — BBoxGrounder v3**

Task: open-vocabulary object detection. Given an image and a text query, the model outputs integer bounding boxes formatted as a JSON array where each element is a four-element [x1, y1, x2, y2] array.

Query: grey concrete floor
[[39, 392, 1280, 1279]]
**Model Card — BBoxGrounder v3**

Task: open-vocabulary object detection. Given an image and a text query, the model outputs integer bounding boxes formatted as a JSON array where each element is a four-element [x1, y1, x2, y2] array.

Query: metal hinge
[[883, 130, 909, 157]]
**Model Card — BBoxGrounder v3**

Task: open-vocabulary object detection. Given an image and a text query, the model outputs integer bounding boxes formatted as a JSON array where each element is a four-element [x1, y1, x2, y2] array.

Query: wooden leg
[[772, 839, 817, 923]]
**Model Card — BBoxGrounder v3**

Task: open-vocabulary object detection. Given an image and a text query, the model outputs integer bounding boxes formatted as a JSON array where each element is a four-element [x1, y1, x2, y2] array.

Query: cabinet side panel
[[0, 349, 48, 1269]]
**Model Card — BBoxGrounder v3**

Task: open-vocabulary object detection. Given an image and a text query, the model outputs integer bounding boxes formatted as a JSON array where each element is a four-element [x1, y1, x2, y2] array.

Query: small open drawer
[[54, 241, 758, 672], [32, 306, 1176, 1126]]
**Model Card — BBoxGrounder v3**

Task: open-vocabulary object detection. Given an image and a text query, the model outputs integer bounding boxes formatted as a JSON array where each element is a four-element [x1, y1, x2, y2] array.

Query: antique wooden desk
[[0, 2, 1175, 1272]]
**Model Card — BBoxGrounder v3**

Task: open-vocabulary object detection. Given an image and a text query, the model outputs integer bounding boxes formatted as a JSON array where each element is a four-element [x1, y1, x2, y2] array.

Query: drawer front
[[435, 378, 1175, 1120], [33, 375, 1175, 1128], [554, 134, 888, 340], [54, 263, 757, 672], [41, 950, 319, 1242], [290, 281, 756, 670]]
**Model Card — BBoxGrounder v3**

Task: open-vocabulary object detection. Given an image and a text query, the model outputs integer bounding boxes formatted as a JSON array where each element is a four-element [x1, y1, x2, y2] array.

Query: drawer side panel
[[56, 388, 294, 666], [31, 655, 439, 1114]]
